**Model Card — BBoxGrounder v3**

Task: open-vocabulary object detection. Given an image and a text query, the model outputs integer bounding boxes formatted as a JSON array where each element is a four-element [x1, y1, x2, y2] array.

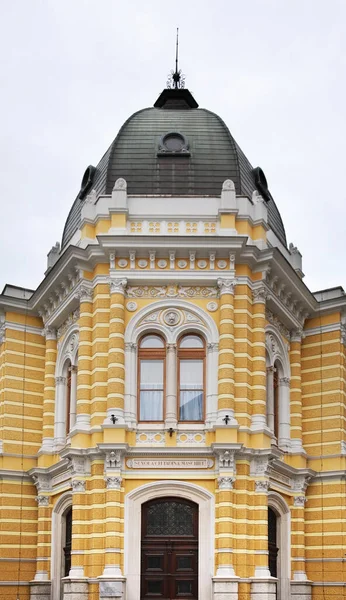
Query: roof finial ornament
[[167, 28, 185, 89]]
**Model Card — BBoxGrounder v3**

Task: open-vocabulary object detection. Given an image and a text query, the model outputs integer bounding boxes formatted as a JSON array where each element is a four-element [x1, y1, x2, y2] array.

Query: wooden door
[[268, 507, 278, 599], [141, 498, 198, 600]]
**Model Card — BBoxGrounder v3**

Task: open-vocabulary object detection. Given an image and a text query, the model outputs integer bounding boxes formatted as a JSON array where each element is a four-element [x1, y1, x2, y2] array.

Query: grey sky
[[1, 0, 345, 294]]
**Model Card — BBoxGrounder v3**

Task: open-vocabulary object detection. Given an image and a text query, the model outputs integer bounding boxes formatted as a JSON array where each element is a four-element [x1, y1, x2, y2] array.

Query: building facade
[[1, 85, 346, 600]]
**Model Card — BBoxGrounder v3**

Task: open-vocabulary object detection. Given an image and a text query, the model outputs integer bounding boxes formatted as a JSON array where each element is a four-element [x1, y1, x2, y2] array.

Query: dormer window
[[158, 132, 190, 156]]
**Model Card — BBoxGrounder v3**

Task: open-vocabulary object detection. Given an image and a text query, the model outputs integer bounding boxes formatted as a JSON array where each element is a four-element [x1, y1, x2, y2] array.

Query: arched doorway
[[63, 507, 72, 577], [141, 497, 198, 600], [268, 507, 279, 599]]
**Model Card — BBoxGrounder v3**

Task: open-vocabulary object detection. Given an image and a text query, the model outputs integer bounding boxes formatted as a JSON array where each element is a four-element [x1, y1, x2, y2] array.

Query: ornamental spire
[[167, 28, 185, 89]]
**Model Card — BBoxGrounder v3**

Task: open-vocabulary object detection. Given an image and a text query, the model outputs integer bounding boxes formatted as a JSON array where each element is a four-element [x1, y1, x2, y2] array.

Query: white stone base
[[62, 578, 88, 600], [29, 581, 51, 600], [99, 578, 126, 599], [291, 580, 312, 600], [213, 576, 239, 600], [251, 578, 277, 599]]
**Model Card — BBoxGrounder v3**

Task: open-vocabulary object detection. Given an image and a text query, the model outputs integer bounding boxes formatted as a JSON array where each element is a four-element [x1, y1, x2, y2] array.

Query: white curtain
[[140, 359, 163, 421], [179, 360, 203, 421]]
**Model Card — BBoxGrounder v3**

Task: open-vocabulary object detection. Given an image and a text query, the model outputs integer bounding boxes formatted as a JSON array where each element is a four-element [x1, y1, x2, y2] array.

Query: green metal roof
[[61, 90, 287, 248]]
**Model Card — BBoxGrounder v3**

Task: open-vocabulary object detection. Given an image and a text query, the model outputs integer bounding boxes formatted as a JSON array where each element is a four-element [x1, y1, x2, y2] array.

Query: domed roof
[[62, 89, 286, 249]]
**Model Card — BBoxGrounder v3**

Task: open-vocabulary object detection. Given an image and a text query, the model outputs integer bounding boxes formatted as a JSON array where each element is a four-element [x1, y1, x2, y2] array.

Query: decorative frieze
[[136, 432, 165, 445], [127, 285, 218, 299], [176, 432, 206, 445], [56, 309, 80, 339], [38, 269, 84, 323], [265, 308, 290, 339], [138, 307, 206, 330]]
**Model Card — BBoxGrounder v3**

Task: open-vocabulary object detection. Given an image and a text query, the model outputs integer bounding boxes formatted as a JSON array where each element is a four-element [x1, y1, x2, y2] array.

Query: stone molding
[[127, 284, 218, 299]]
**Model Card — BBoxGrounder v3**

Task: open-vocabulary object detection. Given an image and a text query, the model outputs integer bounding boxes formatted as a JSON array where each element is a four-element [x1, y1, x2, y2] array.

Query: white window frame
[[54, 327, 79, 448], [124, 300, 219, 428], [265, 326, 291, 450]]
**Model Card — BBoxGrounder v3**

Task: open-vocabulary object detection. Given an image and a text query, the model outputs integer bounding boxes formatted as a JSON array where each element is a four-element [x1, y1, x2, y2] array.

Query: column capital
[[55, 376, 66, 385], [255, 480, 270, 493], [72, 479, 86, 493], [125, 342, 137, 352], [105, 476, 122, 490], [35, 495, 50, 507], [76, 283, 93, 303], [252, 285, 269, 304], [166, 343, 177, 353], [207, 342, 219, 352], [109, 277, 127, 295], [294, 495, 307, 507], [290, 328, 305, 342], [218, 476, 235, 490], [279, 376, 290, 387], [217, 278, 237, 296], [266, 365, 275, 373], [42, 327, 57, 341]]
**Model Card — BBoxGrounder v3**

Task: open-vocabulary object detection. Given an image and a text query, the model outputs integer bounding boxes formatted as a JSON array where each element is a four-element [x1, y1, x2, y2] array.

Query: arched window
[[265, 329, 291, 450], [177, 335, 205, 422], [273, 362, 279, 440], [65, 360, 72, 436], [138, 334, 165, 422]]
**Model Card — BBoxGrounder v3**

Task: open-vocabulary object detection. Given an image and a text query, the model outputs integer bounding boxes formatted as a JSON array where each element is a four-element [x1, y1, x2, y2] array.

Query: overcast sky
[[0, 0, 345, 294]]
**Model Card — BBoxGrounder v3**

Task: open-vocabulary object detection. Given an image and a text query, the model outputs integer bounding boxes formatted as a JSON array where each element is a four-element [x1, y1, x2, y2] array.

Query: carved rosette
[[109, 277, 127, 295], [217, 278, 237, 296], [294, 495, 307, 507], [105, 476, 122, 490], [218, 476, 235, 490], [71, 479, 86, 493], [255, 480, 270, 493], [35, 495, 50, 507]]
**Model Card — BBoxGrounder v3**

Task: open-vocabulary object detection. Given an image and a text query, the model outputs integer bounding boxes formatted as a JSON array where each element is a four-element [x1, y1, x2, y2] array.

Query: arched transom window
[[178, 335, 205, 422], [138, 334, 166, 422]]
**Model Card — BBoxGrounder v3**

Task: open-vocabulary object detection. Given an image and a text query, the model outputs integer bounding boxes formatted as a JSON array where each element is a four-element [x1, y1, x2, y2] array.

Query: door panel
[[141, 498, 198, 600]]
